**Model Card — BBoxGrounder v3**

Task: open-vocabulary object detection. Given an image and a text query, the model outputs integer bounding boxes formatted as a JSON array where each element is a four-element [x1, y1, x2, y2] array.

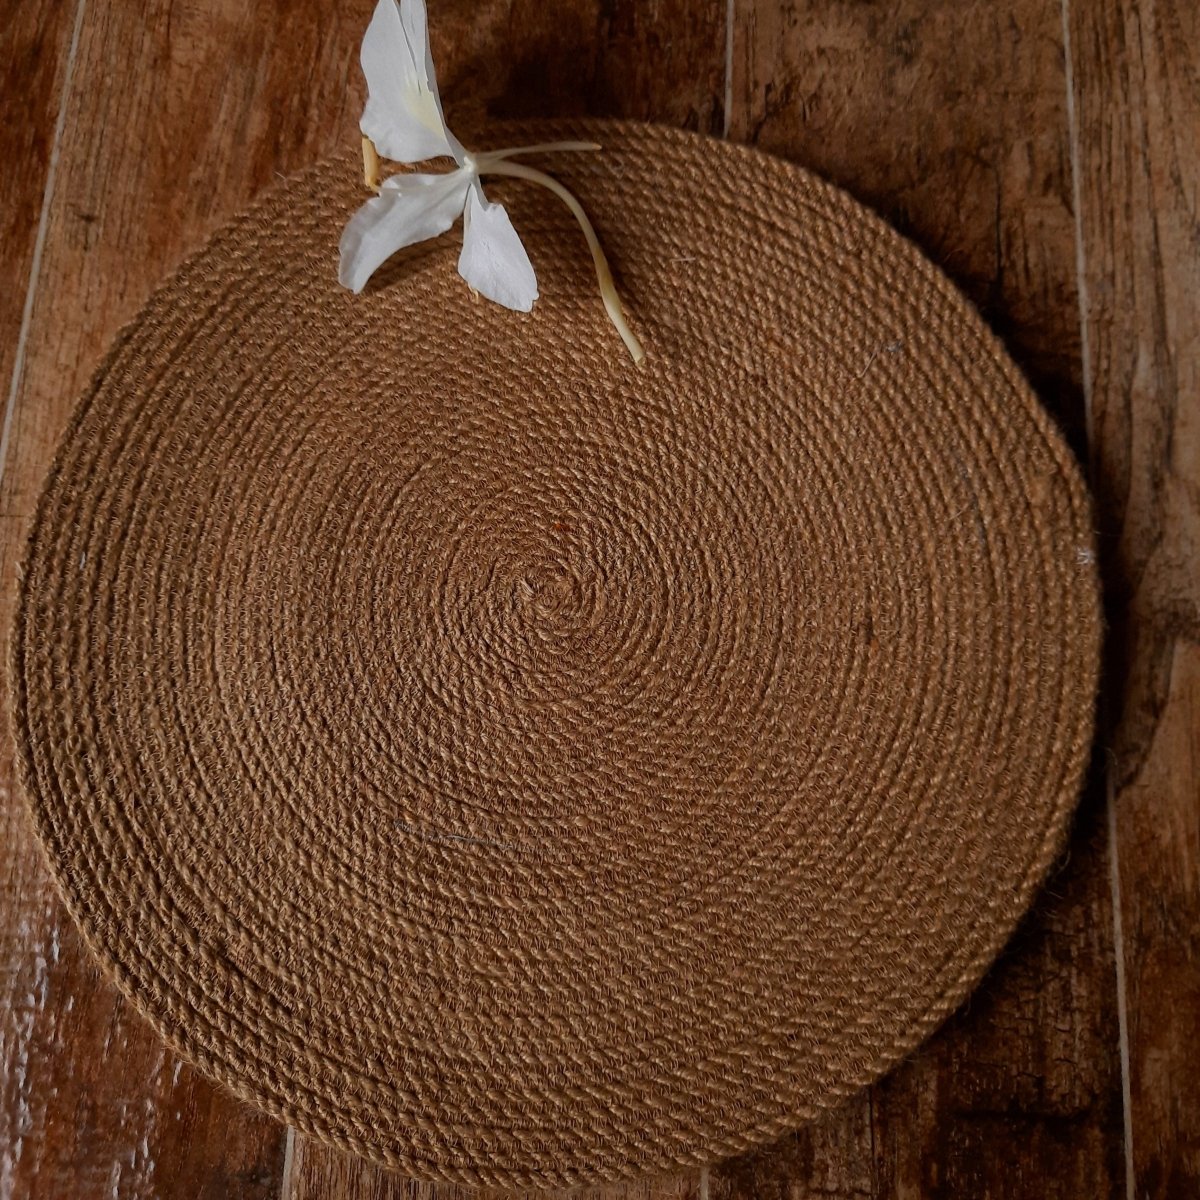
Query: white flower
[[338, 0, 538, 309], [339, 0, 645, 361]]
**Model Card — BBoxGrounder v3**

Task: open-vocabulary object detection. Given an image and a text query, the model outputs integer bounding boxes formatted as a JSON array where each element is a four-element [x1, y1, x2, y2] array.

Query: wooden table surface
[[1, 1, 1196, 1197]]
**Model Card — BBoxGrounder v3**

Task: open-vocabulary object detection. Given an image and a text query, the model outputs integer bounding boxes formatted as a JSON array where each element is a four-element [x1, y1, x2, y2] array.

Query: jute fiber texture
[[13, 120, 1101, 1188]]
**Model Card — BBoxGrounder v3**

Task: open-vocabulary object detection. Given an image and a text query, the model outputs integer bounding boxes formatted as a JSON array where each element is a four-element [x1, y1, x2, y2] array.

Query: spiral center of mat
[[519, 563, 586, 621]]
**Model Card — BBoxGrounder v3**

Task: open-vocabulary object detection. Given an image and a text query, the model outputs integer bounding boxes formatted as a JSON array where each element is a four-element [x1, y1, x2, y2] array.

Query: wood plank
[[726, 2, 1125, 1195], [283, 2, 730, 1196], [0, 8, 92, 1196], [0, 0, 728, 1196], [0, 1, 380, 1196], [1067, 0, 1200, 1195]]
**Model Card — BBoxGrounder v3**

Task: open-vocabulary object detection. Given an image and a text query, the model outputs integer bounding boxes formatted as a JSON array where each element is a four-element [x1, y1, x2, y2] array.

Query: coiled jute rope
[[12, 121, 1100, 1187]]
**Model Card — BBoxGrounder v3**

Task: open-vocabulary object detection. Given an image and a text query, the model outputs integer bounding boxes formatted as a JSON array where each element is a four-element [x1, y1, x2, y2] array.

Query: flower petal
[[360, 0, 463, 164], [338, 169, 470, 293], [457, 183, 539, 312]]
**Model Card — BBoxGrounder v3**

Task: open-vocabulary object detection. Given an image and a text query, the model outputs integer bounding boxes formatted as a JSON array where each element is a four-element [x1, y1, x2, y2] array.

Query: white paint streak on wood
[[1, 894, 61, 1200]]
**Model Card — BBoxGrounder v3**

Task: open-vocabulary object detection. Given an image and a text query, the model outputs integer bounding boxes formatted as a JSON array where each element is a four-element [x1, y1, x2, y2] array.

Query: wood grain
[[1068, 0, 1200, 1195], [726, 2, 1125, 1196], [0, 1, 375, 1196], [283, 1135, 705, 1200], [434, 0, 726, 134]]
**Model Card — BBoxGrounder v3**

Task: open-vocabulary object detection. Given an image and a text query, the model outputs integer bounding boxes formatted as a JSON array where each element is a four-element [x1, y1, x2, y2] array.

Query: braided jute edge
[[10, 119, 1103, 1189]]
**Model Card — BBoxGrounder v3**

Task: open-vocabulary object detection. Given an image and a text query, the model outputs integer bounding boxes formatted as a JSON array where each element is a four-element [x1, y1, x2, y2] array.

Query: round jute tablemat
[[13, 120, 1100, 1188]]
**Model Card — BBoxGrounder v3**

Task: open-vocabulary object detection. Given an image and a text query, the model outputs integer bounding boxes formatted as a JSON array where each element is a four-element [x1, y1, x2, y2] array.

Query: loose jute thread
[[12, 121, 1101, 1188]]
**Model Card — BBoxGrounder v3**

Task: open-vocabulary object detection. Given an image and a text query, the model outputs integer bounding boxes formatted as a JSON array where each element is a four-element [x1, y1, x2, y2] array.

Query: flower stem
[[475, 141, 602, 166], [481, 158, 645, 365]]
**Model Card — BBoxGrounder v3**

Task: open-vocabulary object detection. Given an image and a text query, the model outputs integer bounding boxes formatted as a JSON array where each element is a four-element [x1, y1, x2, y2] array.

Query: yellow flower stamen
[[362, 135, 382, 192]]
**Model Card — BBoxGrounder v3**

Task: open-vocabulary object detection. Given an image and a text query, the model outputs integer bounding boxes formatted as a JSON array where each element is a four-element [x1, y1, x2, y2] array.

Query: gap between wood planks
[[0, 0, 87, 496], [1060, 1, 1136, 1197]]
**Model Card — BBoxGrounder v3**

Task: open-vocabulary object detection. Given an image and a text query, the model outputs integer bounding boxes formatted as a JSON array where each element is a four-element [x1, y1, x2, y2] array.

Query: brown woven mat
[[12, 120, 1100, 1188]]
